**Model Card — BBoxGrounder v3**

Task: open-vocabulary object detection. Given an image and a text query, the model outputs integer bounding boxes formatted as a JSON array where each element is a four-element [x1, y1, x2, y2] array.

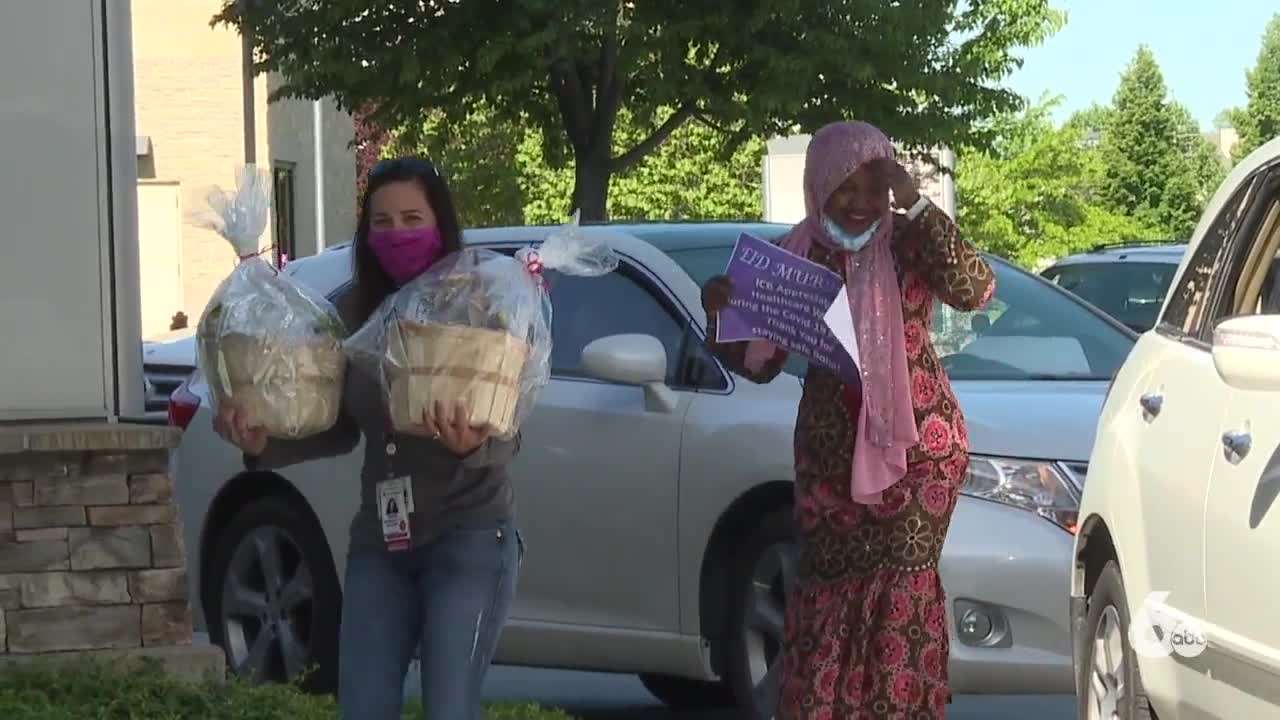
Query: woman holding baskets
[[214, 156, 522, 720]]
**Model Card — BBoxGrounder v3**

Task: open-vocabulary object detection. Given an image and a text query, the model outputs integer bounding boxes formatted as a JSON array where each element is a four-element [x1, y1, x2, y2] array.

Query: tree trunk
[[572, 148, 612, 222]]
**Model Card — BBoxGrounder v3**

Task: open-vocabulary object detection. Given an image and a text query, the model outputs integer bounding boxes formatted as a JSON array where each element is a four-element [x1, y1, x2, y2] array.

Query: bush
[[0, 662, 574, 720]]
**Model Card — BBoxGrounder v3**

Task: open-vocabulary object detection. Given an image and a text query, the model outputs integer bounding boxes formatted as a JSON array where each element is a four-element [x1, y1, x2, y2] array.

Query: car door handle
[[1139, 393, 1163, 419], [1222, 431, 1252, 461]]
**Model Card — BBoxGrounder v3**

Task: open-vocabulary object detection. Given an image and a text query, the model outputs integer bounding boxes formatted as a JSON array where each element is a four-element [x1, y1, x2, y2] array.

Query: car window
[[669, 245, 1133, 382], [934, 260, 1134, 380], [667, 245, 810, 378], [1159, 176, 1264, 340], [1261, 255, 1280, 314], [671, 246, 737, 290], [1041, 262, 1179, 332], [545, 265, 688, 383], [1222, 186, 1280, 319]]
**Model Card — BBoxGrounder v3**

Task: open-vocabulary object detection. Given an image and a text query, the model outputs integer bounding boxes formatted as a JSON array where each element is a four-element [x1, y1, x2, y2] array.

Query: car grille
[[144, 364, 193, 413]]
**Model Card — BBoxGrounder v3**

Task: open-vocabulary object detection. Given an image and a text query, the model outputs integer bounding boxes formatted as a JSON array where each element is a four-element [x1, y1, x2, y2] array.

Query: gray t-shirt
[[249, 293, 518, 549]]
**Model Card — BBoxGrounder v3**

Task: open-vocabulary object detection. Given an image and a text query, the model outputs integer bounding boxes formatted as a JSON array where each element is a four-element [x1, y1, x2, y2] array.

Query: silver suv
[[1040, 243, 1186, 333]]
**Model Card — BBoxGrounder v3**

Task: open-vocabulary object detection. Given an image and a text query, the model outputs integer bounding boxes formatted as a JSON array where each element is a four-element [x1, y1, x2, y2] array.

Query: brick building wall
[[131, 0, 356, 332]]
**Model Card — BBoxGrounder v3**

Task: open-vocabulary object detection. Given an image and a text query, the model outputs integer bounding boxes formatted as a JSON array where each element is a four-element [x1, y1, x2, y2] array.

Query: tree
[[957, 97, 1159, 268], [215, 0, 1063, 221], [1064, 103, 1111, 142], [1232, 14, 1280, 162], [353, 103, 391, 200], [1096, 46, 1224, 239], [393, 108, 531, 227], [394, 105, 766, 227], [1171, 102, 1230, 211]]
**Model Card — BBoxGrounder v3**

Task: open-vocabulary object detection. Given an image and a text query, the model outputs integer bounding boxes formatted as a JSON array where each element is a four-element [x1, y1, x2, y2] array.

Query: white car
[[1072, 136, 1280, 720], [153, 222, 1133, 716]]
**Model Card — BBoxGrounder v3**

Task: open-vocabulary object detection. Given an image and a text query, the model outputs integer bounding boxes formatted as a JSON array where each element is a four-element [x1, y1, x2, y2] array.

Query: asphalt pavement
[[469, 665, 1078, 719]]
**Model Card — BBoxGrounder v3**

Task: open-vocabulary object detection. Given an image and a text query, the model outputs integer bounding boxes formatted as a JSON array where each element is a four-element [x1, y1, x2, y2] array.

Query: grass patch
[[0, 662, 574, 719]]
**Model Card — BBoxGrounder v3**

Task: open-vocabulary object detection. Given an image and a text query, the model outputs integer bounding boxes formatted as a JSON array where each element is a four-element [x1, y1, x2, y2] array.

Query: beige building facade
[[1206, 127, 1240, 161], [762, 135, 956, 224], [131, 0, 357, 338]]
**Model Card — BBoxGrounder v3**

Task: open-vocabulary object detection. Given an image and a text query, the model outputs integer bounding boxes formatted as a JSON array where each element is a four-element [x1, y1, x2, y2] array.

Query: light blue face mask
[[822, 213, 880, 252]]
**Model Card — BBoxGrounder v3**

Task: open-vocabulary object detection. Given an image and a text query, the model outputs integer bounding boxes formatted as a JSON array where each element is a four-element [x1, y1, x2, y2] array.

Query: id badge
[[377, 476, 415, 551]]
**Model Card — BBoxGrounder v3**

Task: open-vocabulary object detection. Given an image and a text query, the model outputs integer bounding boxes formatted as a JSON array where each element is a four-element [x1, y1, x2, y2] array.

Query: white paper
[[823, 286, 860, 370]]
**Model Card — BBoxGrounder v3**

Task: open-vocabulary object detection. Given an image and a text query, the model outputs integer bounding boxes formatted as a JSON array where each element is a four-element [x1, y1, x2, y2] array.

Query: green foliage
[[0, 663, 572, 720], [1232, 14, 1280, 162], [214, 0, 1064, 219], [1095, 47, 1225, 239], [395, 108, 530, 228], [956, 97, 1160, 268], [395, 106, 765, 227]]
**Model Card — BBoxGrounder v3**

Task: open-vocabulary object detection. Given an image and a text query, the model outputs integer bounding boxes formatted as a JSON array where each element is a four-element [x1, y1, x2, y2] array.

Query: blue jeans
[[337, 521, 522, 720]]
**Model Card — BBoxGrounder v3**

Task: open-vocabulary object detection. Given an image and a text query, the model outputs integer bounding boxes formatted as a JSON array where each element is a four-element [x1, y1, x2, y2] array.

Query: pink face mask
[[366, 226, 445, 286]]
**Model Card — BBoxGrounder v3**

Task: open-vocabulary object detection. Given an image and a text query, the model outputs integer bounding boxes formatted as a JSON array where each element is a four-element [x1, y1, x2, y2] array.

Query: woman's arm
[[246, 407, 360, 471], [901, 199, 996, 311], [703, 313, 789, 384]]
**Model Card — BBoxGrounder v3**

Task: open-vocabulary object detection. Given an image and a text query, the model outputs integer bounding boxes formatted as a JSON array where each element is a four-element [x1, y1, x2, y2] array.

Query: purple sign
[[715, 233, 857, 380]]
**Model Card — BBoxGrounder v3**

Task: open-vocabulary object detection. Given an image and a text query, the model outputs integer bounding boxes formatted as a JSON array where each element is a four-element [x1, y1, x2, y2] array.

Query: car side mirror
[[1212, 315, 1280, 391], [580, 334, 678, 414]]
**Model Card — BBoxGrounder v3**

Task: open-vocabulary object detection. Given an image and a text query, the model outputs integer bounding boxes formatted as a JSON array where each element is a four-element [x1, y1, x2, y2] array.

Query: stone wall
[[0, 424, 222, 681]]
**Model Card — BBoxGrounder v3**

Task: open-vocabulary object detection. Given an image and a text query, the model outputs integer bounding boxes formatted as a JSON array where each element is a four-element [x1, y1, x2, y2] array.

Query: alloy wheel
[[1087, 605, 1126, 720], [742, 540, 798, 719], [219, 525, 316, 683]]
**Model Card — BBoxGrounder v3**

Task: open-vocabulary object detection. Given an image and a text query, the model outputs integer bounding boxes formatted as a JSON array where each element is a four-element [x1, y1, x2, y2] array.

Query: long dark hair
[[352, 156, 463, 323]]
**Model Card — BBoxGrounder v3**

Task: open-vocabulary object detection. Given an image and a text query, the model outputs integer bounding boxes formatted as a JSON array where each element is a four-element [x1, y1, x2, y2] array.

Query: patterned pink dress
[[710, 202, 995, 719]]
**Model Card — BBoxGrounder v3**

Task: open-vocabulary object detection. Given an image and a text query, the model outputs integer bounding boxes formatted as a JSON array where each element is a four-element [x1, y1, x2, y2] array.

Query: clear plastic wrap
[[346, 212, 618, 439], [195, 165, 348, 438]]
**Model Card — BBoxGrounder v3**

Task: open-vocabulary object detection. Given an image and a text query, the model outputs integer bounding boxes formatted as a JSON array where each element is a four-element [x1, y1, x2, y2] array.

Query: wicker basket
[[386, 320, 529, 436], [204, 332, 346, 438]]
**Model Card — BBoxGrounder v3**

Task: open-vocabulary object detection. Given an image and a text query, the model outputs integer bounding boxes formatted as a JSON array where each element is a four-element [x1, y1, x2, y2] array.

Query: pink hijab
[[743, 121, 919, 505]]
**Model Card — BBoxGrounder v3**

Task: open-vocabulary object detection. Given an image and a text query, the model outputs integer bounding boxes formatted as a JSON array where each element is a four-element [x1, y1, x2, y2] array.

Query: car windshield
[[668, 245, 1136, 382], [1040, 261, 1178, 333]]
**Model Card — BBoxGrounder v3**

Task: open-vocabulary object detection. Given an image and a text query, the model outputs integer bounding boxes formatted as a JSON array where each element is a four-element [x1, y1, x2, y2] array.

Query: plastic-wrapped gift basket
[[194, 165, 348, 438], [346, 212, 618, 439]]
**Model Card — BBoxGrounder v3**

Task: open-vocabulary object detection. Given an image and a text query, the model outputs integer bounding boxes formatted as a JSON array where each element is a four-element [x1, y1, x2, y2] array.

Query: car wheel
[[724, 508, 796, 720], [1079, 561, 1153, 720], [205, 495, 341, 693], [638, 673, 733, 709]]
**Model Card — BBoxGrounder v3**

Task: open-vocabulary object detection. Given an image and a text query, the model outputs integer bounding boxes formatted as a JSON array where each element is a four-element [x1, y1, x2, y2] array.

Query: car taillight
[[168, 380, 201, 431]]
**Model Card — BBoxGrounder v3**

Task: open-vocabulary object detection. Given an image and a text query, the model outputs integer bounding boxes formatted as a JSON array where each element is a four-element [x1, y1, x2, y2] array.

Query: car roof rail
[[1088, 240, 1183, 253]]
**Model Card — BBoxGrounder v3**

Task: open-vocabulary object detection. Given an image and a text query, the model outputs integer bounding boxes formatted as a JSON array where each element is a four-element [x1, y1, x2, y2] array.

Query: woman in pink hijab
[[703, 121, 995, 718]]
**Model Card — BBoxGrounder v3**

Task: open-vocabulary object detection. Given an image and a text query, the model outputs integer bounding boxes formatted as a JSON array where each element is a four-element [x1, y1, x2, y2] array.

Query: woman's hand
[[866, 157, 920, 209], [213, 400, 268, 456], [418, 400, 492, 456], [702, 274, 735, 315]]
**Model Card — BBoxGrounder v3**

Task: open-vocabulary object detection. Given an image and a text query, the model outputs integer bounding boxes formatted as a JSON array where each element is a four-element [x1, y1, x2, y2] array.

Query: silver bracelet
[[904, 195, 931, 222]]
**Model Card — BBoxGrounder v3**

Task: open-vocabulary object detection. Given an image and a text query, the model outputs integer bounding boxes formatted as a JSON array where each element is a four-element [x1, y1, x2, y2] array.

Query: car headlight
[[962, 456, 1081, 534]]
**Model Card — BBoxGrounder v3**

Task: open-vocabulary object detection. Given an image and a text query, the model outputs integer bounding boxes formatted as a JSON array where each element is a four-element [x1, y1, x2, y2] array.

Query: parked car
[[152, 222, 1135, 716], [1072, 136, 1280, 720], [1041, 243, 1187, 333]]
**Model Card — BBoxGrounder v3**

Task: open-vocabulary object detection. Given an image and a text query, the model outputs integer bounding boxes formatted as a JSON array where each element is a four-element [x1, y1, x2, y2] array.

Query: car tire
[[638, 673, 734, 709], [724, 507, 796, 720], [204, 495, 341, 693], [1078, 561, 1153, 720]]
